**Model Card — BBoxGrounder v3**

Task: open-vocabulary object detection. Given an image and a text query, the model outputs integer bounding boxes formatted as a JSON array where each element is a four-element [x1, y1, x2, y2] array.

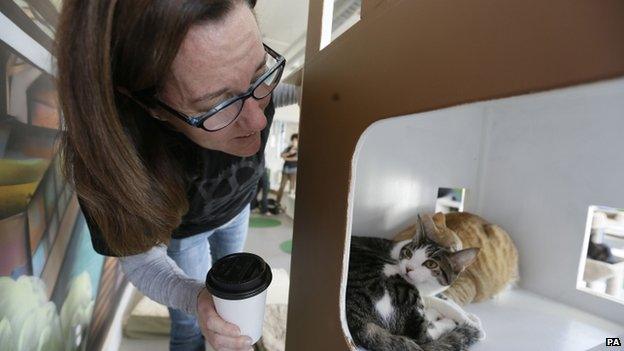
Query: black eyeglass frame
[[134, 44, 286, 132]]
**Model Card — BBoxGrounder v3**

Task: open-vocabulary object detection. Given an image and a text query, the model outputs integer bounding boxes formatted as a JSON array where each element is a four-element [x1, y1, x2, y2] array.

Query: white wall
[[351, 77, 624, 324], [352, 104, 485, 238]]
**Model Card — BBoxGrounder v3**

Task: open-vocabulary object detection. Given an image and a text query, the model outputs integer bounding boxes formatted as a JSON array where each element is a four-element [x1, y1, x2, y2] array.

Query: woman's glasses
[[130, 44, 285, 132]]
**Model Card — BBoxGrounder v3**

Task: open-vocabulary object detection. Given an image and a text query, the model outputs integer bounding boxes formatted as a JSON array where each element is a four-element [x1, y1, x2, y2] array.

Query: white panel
[[350, 77, 624, 326], [0, 12, 54, 75], [320, 0, 335, 50]]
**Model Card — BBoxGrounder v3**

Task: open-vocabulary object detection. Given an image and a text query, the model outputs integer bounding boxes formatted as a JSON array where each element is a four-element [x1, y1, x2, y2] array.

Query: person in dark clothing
[[276, 133, 298, 204]]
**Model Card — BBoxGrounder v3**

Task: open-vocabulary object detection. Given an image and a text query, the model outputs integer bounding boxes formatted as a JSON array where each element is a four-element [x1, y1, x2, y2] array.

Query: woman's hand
[[197, 288, 254, 351]]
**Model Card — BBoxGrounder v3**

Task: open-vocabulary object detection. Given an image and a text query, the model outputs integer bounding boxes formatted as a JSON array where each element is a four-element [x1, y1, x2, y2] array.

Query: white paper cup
[[206, 253, 272, 344]]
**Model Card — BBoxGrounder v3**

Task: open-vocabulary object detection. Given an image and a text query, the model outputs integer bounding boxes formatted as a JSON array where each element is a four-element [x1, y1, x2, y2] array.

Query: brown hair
[[56, 0, 256, 256]]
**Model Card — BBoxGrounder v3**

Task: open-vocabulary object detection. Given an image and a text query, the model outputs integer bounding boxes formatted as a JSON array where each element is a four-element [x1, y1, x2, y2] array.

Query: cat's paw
[[453, 324, 481, 346], [474, 325, 486, 340], [467, 319, 486, 340], [465, 314, 485, 340], [466, 312, 481, 324]]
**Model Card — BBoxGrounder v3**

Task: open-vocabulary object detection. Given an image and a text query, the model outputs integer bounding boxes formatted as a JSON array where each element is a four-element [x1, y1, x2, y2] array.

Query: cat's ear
[[412, 215, 424, 241], [433, 212, 447, 228], [448, 247, 480, 273], [420, 214, 444, 245]]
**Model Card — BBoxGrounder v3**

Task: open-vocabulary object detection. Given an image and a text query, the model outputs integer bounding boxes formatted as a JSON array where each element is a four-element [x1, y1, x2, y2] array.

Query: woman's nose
[[237, 97, 267, 131]]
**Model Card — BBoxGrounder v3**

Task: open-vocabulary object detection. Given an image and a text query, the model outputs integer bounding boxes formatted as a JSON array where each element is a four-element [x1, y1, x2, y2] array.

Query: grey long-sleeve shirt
[[120, 245, 205, 315]]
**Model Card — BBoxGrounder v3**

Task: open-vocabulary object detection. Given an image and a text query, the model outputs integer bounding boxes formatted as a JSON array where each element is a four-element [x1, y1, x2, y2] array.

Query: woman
[[276, 133, 298, 204], [56, 1, 283, 350]]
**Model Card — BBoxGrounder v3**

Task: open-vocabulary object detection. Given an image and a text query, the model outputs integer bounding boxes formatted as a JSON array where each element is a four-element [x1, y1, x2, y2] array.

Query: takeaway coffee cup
[[205, 252, 272, 344]]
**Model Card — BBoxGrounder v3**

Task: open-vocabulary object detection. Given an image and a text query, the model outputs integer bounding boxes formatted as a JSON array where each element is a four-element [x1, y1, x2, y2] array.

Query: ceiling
[[255, 0, 361, 81]]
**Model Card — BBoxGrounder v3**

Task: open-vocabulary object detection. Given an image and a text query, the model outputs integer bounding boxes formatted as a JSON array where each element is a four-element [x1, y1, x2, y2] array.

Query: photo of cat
[[581, 207, 624, 301], [346, 214, 484, 351]]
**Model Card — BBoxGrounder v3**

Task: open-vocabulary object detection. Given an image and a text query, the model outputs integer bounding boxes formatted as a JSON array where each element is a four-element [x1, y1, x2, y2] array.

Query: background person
[[276, 133, 298, 204]]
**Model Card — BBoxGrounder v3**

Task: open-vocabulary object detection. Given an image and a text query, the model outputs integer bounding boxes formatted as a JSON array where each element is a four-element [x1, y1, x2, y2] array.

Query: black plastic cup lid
[[205, 252, 272, 300]]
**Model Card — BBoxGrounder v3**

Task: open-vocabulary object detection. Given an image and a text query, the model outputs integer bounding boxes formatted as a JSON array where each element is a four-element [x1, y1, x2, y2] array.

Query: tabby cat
[[394, 212, 519, 305], [347, 215, 484, 351]]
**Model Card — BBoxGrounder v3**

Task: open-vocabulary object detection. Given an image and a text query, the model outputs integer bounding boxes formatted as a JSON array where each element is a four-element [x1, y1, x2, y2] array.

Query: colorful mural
[[0, 6, 126, 350]]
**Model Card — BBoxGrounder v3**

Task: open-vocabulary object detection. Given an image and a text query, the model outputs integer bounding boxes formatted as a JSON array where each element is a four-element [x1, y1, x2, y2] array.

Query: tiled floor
[[118, 336, 171, 351], [244, 212, 294, 274], [118, 212, 293, 351]]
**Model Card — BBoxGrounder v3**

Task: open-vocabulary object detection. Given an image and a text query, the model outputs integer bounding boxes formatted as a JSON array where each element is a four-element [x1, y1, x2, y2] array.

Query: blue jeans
[[166, 205, 250, 351]]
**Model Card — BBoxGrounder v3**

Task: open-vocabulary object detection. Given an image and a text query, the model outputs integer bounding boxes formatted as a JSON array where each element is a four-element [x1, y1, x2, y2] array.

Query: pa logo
[[606, 337, 622, 347]]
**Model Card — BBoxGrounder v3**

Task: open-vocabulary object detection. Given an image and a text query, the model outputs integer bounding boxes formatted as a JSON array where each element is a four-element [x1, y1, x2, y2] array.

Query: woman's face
[[159, 3, 268, 157]]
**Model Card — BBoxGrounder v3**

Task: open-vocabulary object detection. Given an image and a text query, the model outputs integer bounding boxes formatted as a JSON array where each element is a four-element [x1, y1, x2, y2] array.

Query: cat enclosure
[[286, 1, 624, 350]]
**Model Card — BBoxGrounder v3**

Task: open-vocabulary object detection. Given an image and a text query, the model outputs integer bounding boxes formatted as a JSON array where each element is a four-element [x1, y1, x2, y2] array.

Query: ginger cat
[[394, 212, 519, 305]]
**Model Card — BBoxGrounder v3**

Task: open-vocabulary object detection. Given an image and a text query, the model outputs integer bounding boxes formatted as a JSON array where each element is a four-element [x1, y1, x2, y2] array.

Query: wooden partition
[[285, 0, 624, 349]]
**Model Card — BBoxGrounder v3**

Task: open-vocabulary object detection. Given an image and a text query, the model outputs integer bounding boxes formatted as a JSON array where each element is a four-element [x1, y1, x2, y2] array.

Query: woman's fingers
[[205, 312, 242, 337], [206, 330, 253, 350], [197, 289, 251, 350]]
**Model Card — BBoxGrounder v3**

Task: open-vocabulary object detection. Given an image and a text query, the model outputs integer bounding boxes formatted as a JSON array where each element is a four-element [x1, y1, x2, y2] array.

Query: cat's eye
[[423, 260, 438, 269], [401, 247, 413, 259]]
